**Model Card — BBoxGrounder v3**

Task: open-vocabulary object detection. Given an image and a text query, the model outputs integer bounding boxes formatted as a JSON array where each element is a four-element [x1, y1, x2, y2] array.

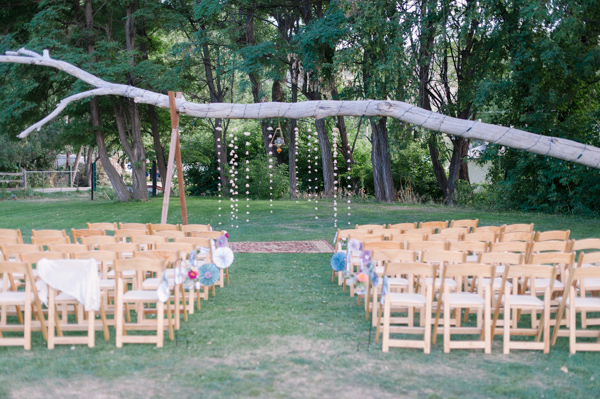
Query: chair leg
[[443, 296, 451, 353], [569, 304, 576, 355], [116, 279, 124, 348], [87, 310, 95, 348], [382, 299, 390, 352], [484, 287, 491, 354], [157, 300, 164, 348]]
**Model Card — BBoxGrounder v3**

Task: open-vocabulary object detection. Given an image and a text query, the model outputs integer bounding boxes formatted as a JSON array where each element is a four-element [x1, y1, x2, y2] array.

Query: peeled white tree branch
[[2, 48, 599, 169]]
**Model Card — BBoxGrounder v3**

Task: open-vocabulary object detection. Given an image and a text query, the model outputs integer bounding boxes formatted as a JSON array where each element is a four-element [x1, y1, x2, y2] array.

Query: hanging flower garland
[[228, 130, 240, 229], [307, 128, 312, 204], [313, 133, 319, 219], [294, 126, 300, 202], [346, 143, 352, 225], [332, 127, 339, 228], [244, 131, 251, 223], [216, 126, 223, 227], [267, 125, 274, 213]]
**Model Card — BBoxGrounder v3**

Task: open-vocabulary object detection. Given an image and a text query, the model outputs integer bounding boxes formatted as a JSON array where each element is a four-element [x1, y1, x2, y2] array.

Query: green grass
[[1, 195, 600, 398]]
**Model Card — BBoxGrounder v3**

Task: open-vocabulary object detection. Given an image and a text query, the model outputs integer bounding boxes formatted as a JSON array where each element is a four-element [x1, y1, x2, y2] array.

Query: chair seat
[[481, 277, 512, 290], [567, 297, 600, 310], [425, 277, 457, 289], [529, 278, 564, 291], [388, 277, 409, 287], [388, 292, 426, 305], [142, 277, 175, 290], [123, 290, 161, 302], [446, 293, 485, 307], [504, 294, 544, 308], [99, 279, 115, 289], [107, 269, 136, 278], [578, 278, 600, 290], [0, 291, 32, 304], [55, 292, 77, 301]]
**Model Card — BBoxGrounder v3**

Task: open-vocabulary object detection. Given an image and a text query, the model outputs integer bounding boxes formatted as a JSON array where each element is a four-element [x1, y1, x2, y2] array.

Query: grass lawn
[[1, 193, 599, 398]]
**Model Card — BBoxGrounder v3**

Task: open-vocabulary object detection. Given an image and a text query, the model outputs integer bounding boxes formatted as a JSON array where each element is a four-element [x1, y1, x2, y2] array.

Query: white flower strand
[[268, 126, 274, 214], [245, 134, 251, 223], [294, 126, 300, 203], [332, 127, 339, 228], [313, 133, 319, 219]]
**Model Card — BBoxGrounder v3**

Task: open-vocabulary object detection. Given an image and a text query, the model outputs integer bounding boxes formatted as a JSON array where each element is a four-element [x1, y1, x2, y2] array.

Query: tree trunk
[[370, 117, 396, 202], [85, 146, 93, 188], [428, 136, 451, 203], [92, 98, 131, 201], [71, 145, 83, 187], [147, 104, 167, 189], [85, 0, 130, 201], [314, 119, 334, 196]]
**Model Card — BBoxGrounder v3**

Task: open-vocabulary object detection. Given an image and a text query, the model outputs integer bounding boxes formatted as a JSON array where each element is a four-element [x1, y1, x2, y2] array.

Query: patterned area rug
[[229, 240, 335, 254]]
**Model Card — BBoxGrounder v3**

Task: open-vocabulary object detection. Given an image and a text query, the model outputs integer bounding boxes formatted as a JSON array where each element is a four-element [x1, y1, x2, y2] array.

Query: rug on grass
[[229, 240, 335, 254]]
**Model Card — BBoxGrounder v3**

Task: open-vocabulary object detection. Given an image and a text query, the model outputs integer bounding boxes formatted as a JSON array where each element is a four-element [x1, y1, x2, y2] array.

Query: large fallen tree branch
[[2, 48, 599, 169]]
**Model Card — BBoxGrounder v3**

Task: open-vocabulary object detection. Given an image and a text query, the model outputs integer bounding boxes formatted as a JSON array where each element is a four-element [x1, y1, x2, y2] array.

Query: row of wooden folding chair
[[86, 222, 213, 236]]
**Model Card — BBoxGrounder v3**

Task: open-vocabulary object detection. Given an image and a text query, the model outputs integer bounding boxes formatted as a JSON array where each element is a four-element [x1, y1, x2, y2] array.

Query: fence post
[[22, 169, 27, 190], [42, 171, 45, 191]]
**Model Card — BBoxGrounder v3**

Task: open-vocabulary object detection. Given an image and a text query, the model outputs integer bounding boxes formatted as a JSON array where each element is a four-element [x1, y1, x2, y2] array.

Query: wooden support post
[[161, 91, 188, 225]]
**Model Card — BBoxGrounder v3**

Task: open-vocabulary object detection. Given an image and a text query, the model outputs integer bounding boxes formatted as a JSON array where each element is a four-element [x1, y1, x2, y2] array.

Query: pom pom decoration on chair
[[198, 263, 220, 286], [331, 251, 347, 272], [213, 247, 234, 269]]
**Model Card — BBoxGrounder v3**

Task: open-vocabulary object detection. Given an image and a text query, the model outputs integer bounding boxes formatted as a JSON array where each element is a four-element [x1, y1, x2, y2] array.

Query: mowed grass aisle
[[1, 194, 600, 398]]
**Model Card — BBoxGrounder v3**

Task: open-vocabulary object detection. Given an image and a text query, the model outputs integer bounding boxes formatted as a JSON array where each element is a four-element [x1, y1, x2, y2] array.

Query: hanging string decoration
[[332, 127, 339, 227], [216, 127, 223, 227], [294, 126, 300, 202], [307, 128, 312, 204], [228, 130, 239, 229], [346, 131, 353, 225], [267, 125, 274, 213], [313, 133, 319, 219], [244, 131, 251, 223]]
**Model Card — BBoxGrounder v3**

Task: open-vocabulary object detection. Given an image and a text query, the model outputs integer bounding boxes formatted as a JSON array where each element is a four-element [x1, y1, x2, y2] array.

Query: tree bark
[[370, 117, 396, 202], [147, 104, 167, 189], [71, 145, 83, 187], [85, 0, 130, 201], [85, 146, 93, 187]]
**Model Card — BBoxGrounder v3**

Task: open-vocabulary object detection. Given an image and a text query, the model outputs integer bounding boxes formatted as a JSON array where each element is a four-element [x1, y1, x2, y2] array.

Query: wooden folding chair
[[114, 258, 173, 348], [552, 262, 600, 354], [464, 231, 497, 244], [419, 220, 449, 232], [369, 249, 417, 325], [115, 229, 148, 243], [503, 223, 534, 233], [148, 223, 180, 235], [131, 234, 167, 251], [31, 235, 71, 249], [498, 231, 535, 243], [428, 232, 464, 243], [436, 263, 494, 354], [71, 228, 105, 243], [1, 244, 43, 261], [449, 219, 479, 231], [381, 262, 437, 354], [0, 261, 35, 349], [0, 229, 23, 244], [133, 251, 186, 330], [180, 223, 211, 236], [404, 227, 435, 235], [48, 243, 90, 257], [31, 229, 68, 239], [387, 222, 417, 231], [534, 230, 570, 242], [355, 224, 386, 233], [474, 225, 505, 236], [502, 264, 556, 354], [81, 235, 118, 250], [37, 258, 102, 349], [154, 230, 185, 241], [448, 241, 489, 262], [526, 240, 570, 263], [87, 222, 118, 234], [389, 233, 428, 244], [405, 241, 447, 261], [118, 222, 149, 231], [73, 250, 118, 338]]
